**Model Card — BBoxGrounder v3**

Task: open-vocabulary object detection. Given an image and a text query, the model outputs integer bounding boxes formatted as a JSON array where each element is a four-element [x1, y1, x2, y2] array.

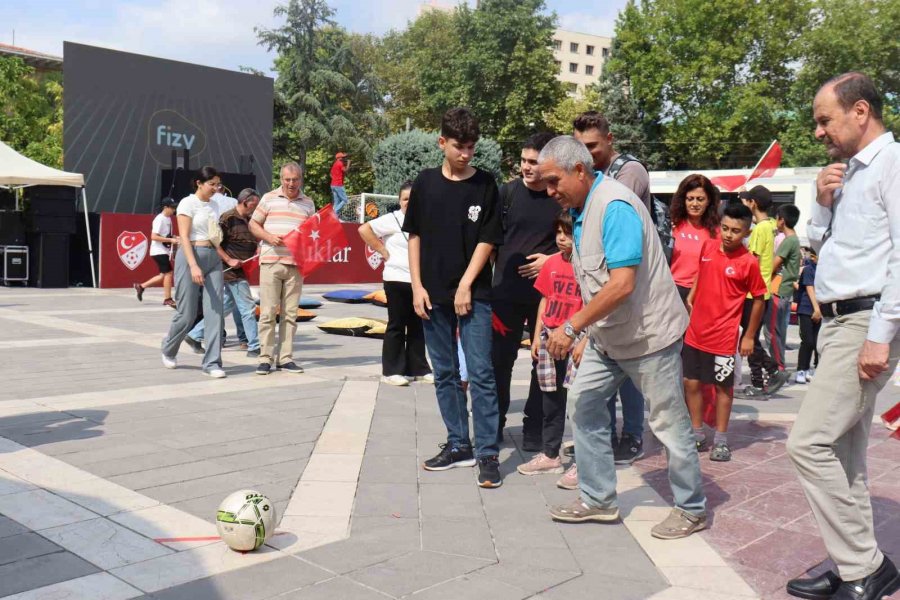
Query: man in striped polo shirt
[[249, 161, 316, 375]]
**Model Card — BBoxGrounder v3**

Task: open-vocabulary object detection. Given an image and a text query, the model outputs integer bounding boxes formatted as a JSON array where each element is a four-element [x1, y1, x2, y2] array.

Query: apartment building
[[552, 29, 612, 96]]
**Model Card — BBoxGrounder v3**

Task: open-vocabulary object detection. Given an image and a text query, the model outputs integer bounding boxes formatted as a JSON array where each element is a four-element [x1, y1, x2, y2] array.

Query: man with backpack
[[492, 132, 561, 449], [571, 111, 662, 467]]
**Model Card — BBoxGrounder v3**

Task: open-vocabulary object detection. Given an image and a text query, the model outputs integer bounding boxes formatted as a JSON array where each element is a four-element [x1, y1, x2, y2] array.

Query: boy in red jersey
[[684, 203, 766, 461]]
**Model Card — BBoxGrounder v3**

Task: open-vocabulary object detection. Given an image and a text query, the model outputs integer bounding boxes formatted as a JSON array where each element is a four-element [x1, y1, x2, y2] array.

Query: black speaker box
[[29, 233, 70, 288], [0, 211, 26, 245]]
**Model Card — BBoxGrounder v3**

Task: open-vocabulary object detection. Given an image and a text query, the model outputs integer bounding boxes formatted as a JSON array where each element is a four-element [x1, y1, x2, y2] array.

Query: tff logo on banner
[[117, 231, 148, 270]]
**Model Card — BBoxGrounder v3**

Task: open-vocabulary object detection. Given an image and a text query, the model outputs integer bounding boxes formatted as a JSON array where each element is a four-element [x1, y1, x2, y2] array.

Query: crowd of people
[[138, 70, 898, 600]]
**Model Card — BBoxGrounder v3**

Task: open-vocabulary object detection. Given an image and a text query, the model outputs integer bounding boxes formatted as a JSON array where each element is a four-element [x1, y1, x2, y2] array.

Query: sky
[[1, 0, 624, 76]]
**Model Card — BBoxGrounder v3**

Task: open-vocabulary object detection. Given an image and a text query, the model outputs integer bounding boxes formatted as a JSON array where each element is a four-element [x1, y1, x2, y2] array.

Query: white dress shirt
[[807, 132, 900, 343]]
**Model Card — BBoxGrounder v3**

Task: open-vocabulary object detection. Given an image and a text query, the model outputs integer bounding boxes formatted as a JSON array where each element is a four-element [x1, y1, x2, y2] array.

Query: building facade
[[552, 30, 612, 96]]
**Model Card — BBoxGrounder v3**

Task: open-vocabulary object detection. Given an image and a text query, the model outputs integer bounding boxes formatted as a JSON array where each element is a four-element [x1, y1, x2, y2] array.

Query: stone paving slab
[[1, 287, 898, 599]]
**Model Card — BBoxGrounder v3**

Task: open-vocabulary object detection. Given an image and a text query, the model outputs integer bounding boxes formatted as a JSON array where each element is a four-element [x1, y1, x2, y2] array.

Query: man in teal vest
[[539, 135, 707, 539]]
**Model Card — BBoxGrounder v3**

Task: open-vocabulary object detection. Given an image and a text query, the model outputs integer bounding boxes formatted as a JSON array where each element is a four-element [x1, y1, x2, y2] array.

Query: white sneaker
[[381, 374, 410, 386], [161, 354, 177, 369], [795, 370, 807, 384], [204, 368, 227, 379], [417, 373, 435, 384]]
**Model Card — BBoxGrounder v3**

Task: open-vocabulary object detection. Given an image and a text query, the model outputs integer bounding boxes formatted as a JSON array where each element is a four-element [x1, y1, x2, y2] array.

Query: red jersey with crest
[[533, 253, 583, 328], [685, 239, 767, 355]]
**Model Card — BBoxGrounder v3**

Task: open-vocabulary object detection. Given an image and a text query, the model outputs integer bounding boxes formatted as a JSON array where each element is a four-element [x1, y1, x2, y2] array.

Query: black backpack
[[606, 154, 674, 264]]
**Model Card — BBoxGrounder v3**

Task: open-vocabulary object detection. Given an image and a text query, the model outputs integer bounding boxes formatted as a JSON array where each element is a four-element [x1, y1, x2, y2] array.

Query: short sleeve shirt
[[150, 213, 172, 256], [747, 217, 777, 299], [797, 262, 817, 315], [176, 194, 215, 242], [252, 189, 316, 265], [685, 239, 767, 355], [330, 161, 345, 186], [533, 253, 583, 328], [775, 234, 801, 297], [368, 210, 410, 283], [402, 167, 503, 305], [670, 221, 718, 288]]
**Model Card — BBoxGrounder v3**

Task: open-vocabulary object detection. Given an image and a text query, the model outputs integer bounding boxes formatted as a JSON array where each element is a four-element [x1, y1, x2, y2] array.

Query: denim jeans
[[605, 377, 645, 439], [187, 280, 258, 351], [331, 186, 349, 216], [422, 301, 499, 457], [571, 338, 706, 514]]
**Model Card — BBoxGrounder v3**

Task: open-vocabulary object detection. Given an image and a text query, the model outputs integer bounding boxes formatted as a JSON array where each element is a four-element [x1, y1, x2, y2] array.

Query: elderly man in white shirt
[[785, 72, 900, 600]]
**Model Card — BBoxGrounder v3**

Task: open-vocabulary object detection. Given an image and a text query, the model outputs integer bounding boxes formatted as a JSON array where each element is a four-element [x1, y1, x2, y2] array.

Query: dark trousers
[[742, 298, 779, 388], [797, 314, 821, 372], [383, 281, 431, 377], [491, 300, 543, 438], [542, 358, 569, 458]]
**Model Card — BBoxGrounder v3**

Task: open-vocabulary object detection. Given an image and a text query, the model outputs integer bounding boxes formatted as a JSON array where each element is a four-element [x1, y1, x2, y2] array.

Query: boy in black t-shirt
[[403, 107, 505, 488]]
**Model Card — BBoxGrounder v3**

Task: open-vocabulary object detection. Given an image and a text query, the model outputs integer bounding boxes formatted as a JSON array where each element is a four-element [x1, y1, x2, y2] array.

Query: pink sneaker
[[556, 463, 578, 490], [517, 453, 564, 475]]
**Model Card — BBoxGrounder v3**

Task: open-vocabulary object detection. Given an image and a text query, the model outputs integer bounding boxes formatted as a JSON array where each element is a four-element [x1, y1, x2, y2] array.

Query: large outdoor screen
[[63, 42, 273, 214]]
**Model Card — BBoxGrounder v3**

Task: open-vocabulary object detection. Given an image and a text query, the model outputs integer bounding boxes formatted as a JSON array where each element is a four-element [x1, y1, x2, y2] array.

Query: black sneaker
[[737, 385, 767, 399], [184, 336, 204, 354], [255, 363, 271, 376], [423, 443, 475, 471], [477, 455, 502, 488], [133, 283, 144, 302], [246, 349, 260, 358], [613, 434, 644, 465], [278, 361, 304, 374], [765, 370, 789, 395]]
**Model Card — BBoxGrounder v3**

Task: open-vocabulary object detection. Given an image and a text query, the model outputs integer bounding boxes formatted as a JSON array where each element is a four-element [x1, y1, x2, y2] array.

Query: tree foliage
[[601, 0, 898, 169], [372, 130, 502, 195], [0, 57, 63, 168], [376, 0, 564, 141], [257, 0, 387, 172]]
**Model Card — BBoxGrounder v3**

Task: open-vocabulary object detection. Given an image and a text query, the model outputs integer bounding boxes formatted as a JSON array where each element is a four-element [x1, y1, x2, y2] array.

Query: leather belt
[[820, 295, 880, 318], [191, 241, 212, 247]]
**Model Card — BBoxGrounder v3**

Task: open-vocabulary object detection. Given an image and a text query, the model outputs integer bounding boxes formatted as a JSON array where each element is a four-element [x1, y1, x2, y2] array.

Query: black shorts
[[152, 254, 172, 274], [682, 343, 735, 388]]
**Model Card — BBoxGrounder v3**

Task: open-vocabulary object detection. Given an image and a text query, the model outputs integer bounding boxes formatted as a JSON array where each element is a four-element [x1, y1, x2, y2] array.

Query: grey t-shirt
[[606, 153, 652, 210]]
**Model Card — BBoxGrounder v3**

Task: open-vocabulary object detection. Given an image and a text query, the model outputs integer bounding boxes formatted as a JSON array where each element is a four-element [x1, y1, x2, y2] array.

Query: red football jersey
[[685, 239, 767, 355]]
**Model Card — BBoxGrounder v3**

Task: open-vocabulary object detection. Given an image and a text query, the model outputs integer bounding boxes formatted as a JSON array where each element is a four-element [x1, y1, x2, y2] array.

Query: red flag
[[709, 175, 750, 192], [882, 401, 900, 442], [283, 205, 349, 278], [748, 141, 782, 182], [701, 384, 718, 428], [492, 312, 511, 336], [241, 253, 259, 282]]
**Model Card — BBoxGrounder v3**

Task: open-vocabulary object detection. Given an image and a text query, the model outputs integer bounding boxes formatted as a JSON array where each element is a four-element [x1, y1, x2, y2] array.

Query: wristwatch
[[563, 320, 579, 340]]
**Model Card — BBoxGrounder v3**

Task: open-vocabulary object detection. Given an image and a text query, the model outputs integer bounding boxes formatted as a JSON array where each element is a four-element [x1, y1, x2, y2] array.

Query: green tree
[[0, 57, 63, 168], [605, 0, 810, 169], [543, 87, 600, 134], [372, 129, 502, 195], [256, 0, 386, 173]]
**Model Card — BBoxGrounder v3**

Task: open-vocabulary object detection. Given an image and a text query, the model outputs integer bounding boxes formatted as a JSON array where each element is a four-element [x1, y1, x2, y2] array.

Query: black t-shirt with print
[[492, 178, 561, 303], [403, 167, 503, 305]]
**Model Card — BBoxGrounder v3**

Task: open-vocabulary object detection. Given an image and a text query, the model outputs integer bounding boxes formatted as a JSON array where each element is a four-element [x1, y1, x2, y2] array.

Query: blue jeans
[[188, 280, 259, 351], [422, 301, 499, 457], [571, 339, 706, 514], [606, 377, 645, 439], [331, 186, 349, 216]]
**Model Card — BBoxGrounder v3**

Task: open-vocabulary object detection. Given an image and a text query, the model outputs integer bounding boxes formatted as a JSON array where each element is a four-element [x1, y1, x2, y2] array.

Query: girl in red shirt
[[669, 174, 720, 301]]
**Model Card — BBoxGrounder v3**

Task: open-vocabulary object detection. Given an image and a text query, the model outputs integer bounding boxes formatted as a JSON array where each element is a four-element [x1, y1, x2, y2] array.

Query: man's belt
[[820, 295, 880, 318]]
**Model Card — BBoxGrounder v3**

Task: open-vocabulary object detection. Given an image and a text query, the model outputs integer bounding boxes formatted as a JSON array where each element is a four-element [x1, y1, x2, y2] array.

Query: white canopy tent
[[0, 141, 96, 287]]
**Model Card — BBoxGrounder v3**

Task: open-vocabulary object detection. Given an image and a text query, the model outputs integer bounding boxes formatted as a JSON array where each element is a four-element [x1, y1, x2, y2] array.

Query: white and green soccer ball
[[216, 489, 276, 551]]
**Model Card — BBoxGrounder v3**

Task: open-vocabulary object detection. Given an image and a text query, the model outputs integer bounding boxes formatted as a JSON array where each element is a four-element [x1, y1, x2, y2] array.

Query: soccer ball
[[215, 489, 277, 551]]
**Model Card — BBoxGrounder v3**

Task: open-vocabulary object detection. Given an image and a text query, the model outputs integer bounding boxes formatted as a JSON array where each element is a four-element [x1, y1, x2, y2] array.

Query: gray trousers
[[162, 246, 224, 371], [571, 339, 706, 514], [786, 310, 900, 580]]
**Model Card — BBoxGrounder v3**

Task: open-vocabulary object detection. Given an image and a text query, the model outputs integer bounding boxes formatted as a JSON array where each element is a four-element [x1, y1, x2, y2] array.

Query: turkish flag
[[241, 253, 260, 281], [283, 205, 349, 278], [882, 401, 900, 442], [710, 175, 750, 192], [748, 141, 783, 182]]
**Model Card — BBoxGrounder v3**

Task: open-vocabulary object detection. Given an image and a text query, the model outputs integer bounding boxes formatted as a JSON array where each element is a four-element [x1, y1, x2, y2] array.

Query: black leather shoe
[[787, 570, 841, 599], [833, 556, 900, 600]]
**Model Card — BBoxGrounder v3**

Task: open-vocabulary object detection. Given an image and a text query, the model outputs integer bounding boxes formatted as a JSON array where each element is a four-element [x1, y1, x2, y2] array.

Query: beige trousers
[[786, 310, 900, 580], [258, 262, 302, 366]]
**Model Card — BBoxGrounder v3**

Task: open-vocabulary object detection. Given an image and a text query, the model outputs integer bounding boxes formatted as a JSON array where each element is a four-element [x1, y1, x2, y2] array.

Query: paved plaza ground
[[0, 285, 897, 600]]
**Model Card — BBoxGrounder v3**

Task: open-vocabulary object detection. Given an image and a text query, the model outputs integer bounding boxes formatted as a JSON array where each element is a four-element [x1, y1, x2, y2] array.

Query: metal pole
[[81, 188, 97, 288]]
